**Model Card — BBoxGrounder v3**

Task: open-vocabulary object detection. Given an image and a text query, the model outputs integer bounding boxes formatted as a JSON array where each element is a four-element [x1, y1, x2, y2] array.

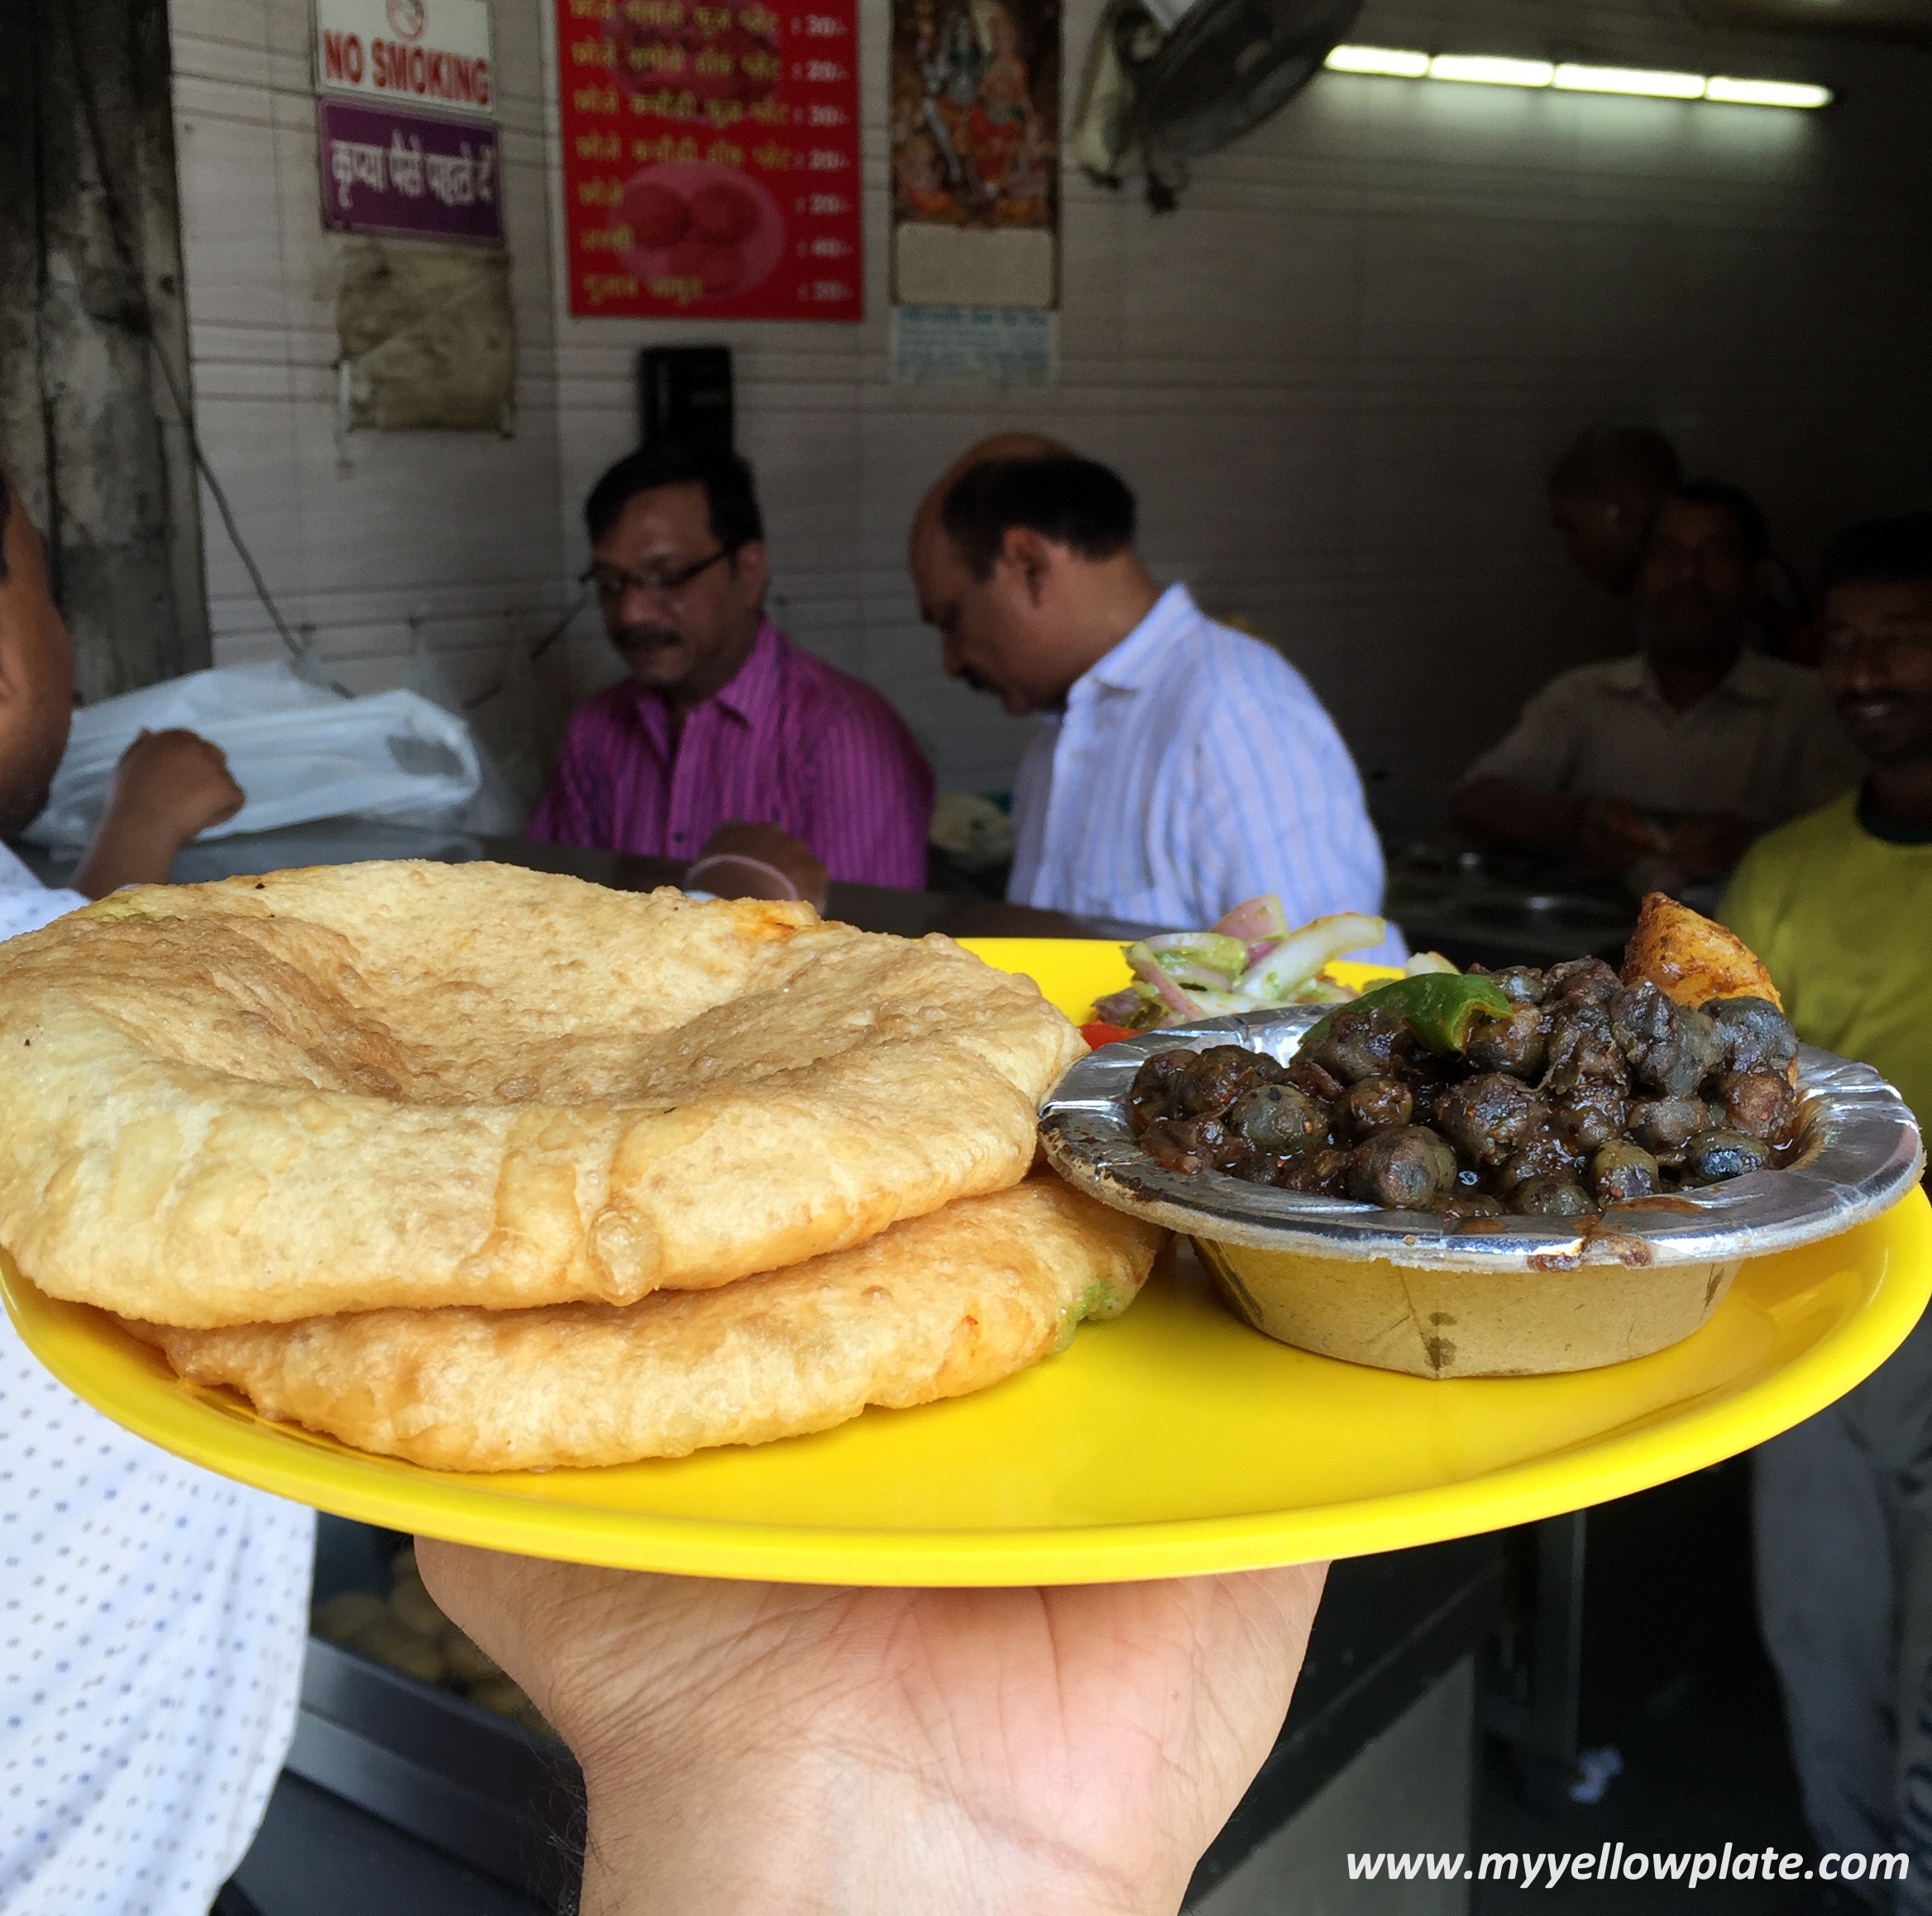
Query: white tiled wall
[[170, 0, 568, 693], [170, 0, 1932, 829]]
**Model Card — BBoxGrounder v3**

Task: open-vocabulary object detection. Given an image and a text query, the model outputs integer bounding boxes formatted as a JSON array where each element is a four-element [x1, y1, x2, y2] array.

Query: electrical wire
[[461, 589, 591, 710], [143, 342, 308, 661], [528, 589, 592, 664], [60, 12, 586, 693], [61, 6, 306, 662]]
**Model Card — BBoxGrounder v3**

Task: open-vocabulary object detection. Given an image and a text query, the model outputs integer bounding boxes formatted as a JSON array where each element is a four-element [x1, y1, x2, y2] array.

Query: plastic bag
[[398, 633, 531, 837], [22, 660, 484, 848]]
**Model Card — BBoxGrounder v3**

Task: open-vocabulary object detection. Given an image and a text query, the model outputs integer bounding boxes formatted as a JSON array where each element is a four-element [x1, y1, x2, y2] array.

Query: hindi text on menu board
[[556, 0, 863, 320]]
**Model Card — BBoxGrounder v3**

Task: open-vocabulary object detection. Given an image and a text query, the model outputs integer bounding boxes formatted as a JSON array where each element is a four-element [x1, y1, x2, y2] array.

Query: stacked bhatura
[[0, 863, 1163, 1470]]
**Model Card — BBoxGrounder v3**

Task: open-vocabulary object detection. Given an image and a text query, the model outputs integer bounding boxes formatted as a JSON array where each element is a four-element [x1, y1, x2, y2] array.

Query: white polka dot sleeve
[[0, 858, 317, 1914]]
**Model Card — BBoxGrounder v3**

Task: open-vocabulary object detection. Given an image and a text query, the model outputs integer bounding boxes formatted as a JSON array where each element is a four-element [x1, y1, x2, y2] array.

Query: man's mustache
[[615, 623, 682, 651]]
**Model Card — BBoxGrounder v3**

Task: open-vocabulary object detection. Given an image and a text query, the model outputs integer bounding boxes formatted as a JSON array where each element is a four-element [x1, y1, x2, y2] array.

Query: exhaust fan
[[1073, 0, 1360, 208]]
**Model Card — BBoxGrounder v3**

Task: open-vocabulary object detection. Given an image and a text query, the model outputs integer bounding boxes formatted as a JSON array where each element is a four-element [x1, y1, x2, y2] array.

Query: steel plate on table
[[3, 939, 1927, 1585]]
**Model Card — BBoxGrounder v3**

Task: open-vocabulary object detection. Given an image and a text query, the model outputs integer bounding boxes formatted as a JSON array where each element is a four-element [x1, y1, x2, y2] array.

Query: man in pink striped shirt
[[529, 445, 934, 889]]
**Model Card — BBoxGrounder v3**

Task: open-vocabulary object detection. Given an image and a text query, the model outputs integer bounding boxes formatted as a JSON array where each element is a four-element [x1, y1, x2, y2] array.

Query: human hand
[[415, 1543, 1328, 1916], [70, 728, 244, 897], [1662, 810, 1754, 882], [110, 728, 244, 841], [1575, 796, 1662, 874], [690, 820, 830, 912]]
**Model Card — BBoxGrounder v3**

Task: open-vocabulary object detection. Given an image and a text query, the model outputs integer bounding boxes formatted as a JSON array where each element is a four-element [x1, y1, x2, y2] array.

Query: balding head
[[909, 431, 1072, 568], [1548, 423, 1683, 595], [909, 441, 1159, 717]]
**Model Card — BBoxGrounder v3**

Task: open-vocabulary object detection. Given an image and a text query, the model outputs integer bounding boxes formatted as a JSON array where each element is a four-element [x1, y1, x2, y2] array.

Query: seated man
[[529, 444, 934, 891], [1722, 514, 1932, 1894], [1547, 423, 1682, 597], [1550, 429, 1814, 660], [0, 468, 314, 1911], [910, 442, 1399, 950], [1451, 480, 1858, 890]]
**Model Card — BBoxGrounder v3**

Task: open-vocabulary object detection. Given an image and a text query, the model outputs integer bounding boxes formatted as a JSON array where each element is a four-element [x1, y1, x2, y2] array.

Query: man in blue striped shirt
[[911, 445, 1401, 956]]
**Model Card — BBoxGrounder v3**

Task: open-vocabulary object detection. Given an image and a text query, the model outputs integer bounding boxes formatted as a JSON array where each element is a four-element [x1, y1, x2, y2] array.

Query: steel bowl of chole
[[1040, 896, 1924, 1379]]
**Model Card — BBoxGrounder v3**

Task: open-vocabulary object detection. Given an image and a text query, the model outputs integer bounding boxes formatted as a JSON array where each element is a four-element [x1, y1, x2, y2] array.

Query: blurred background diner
[[1451, 479, 1857, 904], [8, 0, 1932, 1905]]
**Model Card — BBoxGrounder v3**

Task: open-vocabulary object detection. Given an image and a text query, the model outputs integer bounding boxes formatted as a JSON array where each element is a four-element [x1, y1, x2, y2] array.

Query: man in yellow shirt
[[1723, 513, 1932, 1903]]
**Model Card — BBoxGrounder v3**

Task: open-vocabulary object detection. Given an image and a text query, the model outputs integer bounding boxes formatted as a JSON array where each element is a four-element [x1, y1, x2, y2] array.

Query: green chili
[[1304, 973, 1514, 1055]]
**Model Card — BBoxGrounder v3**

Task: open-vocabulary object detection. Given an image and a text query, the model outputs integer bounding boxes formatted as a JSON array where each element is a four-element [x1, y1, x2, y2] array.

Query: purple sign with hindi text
[[317, 97, 502, 243]]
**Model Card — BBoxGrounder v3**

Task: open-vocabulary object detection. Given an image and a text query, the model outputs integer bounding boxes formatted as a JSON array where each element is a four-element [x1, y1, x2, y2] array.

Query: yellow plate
[[3, 937, 1925, 1586]]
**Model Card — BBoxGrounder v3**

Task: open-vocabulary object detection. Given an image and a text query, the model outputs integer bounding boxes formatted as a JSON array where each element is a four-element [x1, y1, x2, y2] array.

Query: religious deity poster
[[890, 0, 1059, 309], [556, 0, 863, 319]]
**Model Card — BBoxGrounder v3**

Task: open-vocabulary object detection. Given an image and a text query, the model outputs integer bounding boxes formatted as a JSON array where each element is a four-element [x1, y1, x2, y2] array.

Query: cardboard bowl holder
[[1040, 1011, 1924, 1380]]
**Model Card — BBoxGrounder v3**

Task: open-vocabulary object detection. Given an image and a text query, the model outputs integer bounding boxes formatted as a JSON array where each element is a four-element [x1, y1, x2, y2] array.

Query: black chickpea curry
[[1123, 895, 1805, 1220]]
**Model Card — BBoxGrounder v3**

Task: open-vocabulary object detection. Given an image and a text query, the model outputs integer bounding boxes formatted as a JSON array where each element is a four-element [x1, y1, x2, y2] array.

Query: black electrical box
[[638, 346, 734, 453]]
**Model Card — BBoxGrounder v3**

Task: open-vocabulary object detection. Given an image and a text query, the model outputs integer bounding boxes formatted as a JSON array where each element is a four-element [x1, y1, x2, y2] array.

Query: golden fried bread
[[0, 862, 1084, 1325], [144, 1178, 1165, 1469], [1623, 891, 1782, 1011]]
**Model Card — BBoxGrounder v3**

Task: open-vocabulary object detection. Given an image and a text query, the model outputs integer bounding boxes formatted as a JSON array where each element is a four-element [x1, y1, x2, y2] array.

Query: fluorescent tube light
[[1322, 45, 1832, 112], [1705, 75, 1832, 108], [1428, 53, 1555, 88], [1553, 62, 1705, 99], [1323, 44, 1430, 78]]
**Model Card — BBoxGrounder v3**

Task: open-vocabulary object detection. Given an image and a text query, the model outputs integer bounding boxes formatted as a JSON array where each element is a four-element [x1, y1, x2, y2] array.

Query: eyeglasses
[[581, 547, 734, 601], [1820, 624, 1932, 665]]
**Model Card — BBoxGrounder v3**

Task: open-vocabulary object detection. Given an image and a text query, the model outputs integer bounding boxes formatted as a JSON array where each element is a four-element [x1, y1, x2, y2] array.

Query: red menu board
[[557, 0, 863, 320]]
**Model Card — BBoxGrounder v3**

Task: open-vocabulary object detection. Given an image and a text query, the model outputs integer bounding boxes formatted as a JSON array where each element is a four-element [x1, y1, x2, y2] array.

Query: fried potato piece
[[140, 1179, 1166, 1470], [0, 862, 1085, 1326], [1621, 891, 1782, 1011]]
